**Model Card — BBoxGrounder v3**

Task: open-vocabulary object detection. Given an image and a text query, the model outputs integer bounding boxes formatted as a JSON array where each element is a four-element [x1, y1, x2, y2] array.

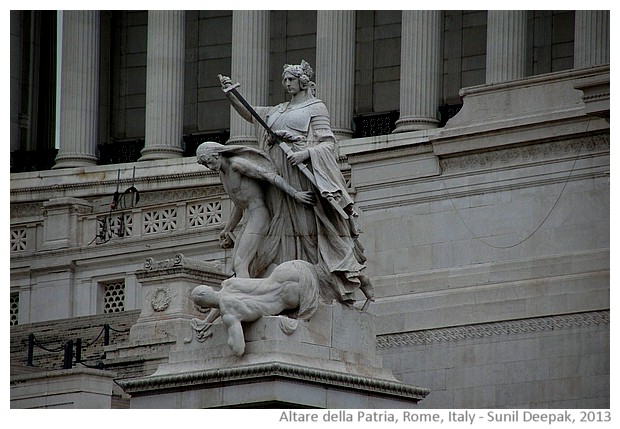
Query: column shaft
[[394, 10, 442, 133], [574, 10, 610, 69], [316, 10, 356, 141], [485, 11, 528, 84], [140, 11, 185, 161], [229, 10, 270, 146], [54, 11, 99, 168]]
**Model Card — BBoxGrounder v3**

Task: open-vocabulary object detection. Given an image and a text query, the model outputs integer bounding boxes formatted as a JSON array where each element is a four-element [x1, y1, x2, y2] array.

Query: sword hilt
[[223, 82, 240, 94], [218, 74, 240, 93]]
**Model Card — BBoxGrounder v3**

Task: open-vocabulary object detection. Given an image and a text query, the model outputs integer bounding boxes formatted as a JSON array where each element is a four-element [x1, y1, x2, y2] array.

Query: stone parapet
[[574, 66, 610, 120], [431, 70, 609, 161]]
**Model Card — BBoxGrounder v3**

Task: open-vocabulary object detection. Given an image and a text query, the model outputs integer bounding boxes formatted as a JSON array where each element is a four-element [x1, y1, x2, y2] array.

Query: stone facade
[[10, 10, 609, 409]]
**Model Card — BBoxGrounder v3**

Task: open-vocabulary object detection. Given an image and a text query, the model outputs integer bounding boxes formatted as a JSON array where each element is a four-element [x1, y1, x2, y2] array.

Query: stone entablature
[[10, 157, 216, 203], [9, 156, 352, 256]]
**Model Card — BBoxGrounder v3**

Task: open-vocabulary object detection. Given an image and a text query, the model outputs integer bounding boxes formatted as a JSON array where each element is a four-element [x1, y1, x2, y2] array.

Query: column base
[[226, 136, 259, 148], [139, 146, 184, 161], [53, 154, 98, 169], [393, 117, 439, 133]]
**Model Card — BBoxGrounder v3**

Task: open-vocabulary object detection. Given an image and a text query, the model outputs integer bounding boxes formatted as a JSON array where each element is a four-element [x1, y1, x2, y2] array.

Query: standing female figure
[[220, 61, 373, 305]]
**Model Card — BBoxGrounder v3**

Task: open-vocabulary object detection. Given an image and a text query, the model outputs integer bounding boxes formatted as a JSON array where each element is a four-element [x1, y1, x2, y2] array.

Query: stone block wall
[[341, 66, 609, 408], [379, 312, 609, 408], [11, 368, 118, 409]]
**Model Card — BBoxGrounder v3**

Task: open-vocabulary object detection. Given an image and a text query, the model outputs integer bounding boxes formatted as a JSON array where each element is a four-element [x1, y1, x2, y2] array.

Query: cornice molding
[[10, 202, 44, 220], [457, 65, 610, 99], [10, 169, 215, 198], [116, 361, 430, 400], [348, 142, 434, 165], [377, 310, 609, 349], [137, 253, 229, 283], [439, 134, 609, 174]]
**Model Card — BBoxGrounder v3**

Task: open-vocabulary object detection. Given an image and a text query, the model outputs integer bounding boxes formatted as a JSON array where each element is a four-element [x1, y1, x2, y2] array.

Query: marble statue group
[[190, 61, 374, 356]]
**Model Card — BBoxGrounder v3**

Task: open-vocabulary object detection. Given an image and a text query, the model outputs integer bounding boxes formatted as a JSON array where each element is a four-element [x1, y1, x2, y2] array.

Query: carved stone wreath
[[151, 287, 172, 312]]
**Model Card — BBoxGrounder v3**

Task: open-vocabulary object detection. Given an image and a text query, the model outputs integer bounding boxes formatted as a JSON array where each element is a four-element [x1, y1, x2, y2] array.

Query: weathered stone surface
[[117, 302, 429, 408], [11, 368, 117, 409]]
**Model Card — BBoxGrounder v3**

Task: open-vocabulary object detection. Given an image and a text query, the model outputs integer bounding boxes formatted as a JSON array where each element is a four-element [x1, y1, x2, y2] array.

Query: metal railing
[[25, 323, 129, 370]]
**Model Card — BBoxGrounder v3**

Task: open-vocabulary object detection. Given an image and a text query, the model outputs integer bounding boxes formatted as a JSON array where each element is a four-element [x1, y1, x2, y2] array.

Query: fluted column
[[229, 10, 270, 146], [574, 10, 610, 69], [394, 10, 442, 133], [485, 11, 528, 84], [316, 10, 355, 141], [53, 11, 100, 168], [140, 11, 185, 161]]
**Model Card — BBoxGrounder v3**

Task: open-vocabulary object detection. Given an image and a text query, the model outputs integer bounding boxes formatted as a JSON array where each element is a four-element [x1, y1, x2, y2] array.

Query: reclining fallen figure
[[189, 259, 320, 356]]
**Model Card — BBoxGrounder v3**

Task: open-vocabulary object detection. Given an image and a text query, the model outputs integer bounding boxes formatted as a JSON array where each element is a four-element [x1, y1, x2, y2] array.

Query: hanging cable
[[440, 141, 583, 249]]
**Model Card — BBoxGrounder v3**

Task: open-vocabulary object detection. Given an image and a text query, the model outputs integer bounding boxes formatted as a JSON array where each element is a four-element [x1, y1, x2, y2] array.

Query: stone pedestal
[[105, 254, 229, 377], [111, 254, 428, 408], [117, 303, 429, 408]]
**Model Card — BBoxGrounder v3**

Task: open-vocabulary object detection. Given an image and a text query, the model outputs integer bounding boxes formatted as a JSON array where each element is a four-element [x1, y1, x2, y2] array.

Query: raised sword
[[219, 75, 348, 220]]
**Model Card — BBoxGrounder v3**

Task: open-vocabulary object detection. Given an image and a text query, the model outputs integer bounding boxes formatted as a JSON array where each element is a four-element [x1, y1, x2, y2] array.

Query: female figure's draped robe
[[251, 98, 367, 304]]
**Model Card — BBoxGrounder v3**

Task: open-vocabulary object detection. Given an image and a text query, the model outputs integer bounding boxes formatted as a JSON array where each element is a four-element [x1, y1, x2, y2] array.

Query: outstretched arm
[[231, 158, 316, 206], [219, 75, 254, 124], [190, 308, 221, 342], [271, 174, 316, 206]]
